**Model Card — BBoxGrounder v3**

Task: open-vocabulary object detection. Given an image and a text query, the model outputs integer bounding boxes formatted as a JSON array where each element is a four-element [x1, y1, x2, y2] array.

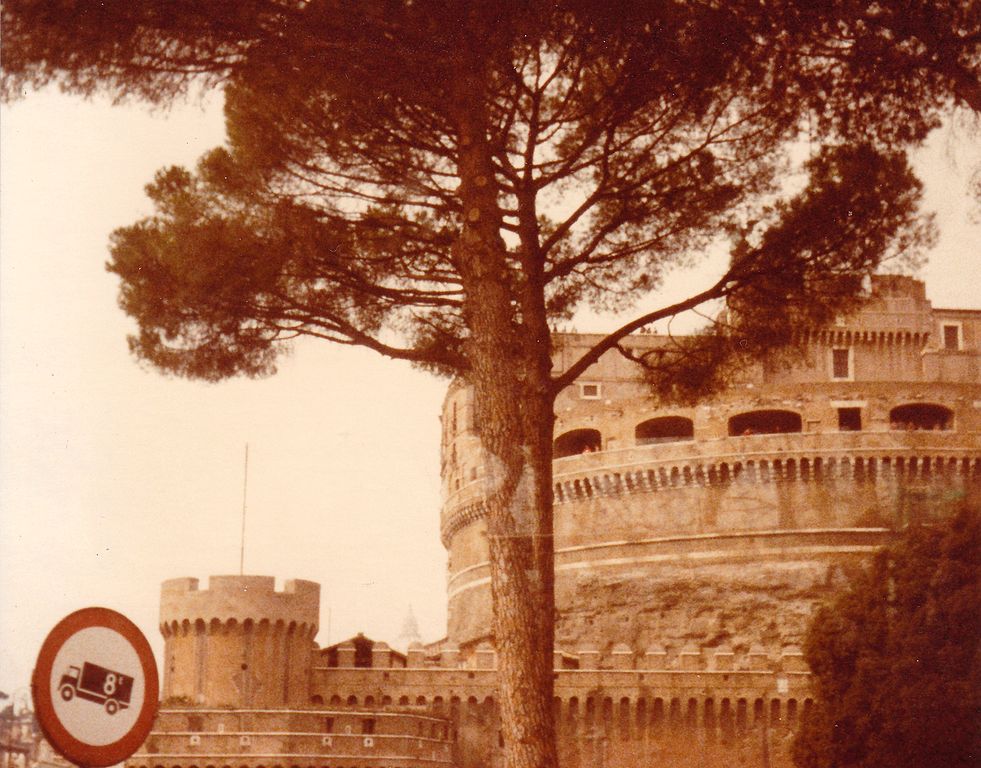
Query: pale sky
[[1, 90, 979, 697]]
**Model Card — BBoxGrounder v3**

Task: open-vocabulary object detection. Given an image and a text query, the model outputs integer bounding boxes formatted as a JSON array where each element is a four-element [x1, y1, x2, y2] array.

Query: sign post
[[32, 608, 159, 767]]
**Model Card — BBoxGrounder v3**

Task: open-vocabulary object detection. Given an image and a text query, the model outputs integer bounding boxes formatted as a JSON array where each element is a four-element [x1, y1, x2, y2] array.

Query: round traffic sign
[[32, 607, 159, 767]]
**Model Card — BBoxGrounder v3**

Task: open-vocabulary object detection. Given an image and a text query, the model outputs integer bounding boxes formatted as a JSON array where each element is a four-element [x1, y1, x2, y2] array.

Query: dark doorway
[[553, 428, 602, 458], [635, 416, 694, 445], [889, 403, 953, 431], [838, 407, 861, 431], [728, 410, 802, 436]]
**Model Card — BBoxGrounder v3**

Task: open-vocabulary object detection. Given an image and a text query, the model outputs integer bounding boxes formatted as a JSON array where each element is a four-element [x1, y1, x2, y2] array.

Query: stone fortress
[[128, 275, 980, 768]]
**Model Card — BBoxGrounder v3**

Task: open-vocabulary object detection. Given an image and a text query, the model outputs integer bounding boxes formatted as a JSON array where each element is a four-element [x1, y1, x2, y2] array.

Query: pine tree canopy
[[3, 1, 969, 390]]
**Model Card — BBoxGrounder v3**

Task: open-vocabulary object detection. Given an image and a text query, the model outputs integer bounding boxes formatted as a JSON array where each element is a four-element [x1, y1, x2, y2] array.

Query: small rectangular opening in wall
[[831, 348, 851, 379], [579, 382, 601, 399], [838, 408, 861, 431], [362, 718, 375, 735], [324, 717, 334, 733], [943, 323, 961, 350]]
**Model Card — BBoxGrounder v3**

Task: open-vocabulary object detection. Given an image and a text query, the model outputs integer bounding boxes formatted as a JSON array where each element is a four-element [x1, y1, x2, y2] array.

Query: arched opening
[[553, 428, 602, 458], [889, 403, 953, 431], [728, 409, 802, 436], [668, 698, 682, 727], [635, 698, 647, 735], [602, 697, 614, 736], [618, 697, 630, 739], [685, 698, 698, 729], [653, 698, 665, 728], [753, 698, 765, 726], [635, 416, 694, 445], [567, 697, 579, 727]]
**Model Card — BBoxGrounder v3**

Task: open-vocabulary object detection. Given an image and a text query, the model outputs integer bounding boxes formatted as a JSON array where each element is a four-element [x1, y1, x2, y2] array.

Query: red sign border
[[32, 607, 159, 768]]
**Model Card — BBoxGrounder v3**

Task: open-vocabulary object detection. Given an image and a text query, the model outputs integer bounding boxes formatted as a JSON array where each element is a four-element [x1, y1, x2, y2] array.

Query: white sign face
[[48, 626, 146, 747]]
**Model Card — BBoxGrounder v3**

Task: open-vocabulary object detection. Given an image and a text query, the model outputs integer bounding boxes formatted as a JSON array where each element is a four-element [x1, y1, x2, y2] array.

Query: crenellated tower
[[159, 575, 319, 707]]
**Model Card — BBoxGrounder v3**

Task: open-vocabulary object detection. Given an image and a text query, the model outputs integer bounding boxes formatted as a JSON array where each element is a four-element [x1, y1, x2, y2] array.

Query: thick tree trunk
[[453, 89, 559, 768]]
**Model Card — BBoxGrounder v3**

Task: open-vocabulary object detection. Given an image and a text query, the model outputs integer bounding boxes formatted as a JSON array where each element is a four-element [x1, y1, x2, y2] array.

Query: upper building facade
[[441, 274, 981, 652]]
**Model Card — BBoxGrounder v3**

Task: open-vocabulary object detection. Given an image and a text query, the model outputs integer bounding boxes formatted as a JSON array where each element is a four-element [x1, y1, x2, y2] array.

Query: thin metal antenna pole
[[240, 443, 249, 576]]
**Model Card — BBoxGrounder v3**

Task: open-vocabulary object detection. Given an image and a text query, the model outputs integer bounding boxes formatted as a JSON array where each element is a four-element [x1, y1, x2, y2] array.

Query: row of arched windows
[[554, 404, 955, 458], [555, 695, 813, 736]]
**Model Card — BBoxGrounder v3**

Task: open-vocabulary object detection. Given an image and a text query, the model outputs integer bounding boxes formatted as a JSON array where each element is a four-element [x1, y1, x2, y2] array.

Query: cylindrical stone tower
[[159, 575, 319, 707], [441, 276, 981, 653]]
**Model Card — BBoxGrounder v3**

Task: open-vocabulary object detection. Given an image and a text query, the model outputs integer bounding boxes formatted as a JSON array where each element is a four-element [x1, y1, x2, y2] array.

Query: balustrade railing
[[440, 431, 980, 543]]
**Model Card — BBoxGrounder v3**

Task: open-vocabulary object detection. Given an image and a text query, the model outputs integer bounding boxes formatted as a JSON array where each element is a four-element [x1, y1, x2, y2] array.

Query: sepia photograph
[[1, 3, 979, 768]]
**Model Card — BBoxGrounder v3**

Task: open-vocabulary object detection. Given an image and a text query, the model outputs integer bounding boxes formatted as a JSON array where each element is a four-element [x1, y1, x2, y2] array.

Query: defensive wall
[[138, 596, 813, 768], [131, 275, 981, 768], [131, 707, 455, 768], [310, 638, 812, 768]]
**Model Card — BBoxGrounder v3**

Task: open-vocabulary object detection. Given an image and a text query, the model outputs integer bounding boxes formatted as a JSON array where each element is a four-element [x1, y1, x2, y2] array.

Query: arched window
[[553, 428, 602, 458], [889, 403, 953, 431], [635, 416, 694, 445], [728, 410, 802, 436]]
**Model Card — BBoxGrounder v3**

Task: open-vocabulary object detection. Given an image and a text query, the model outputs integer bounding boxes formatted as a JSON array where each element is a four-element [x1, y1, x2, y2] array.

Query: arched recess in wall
[[728, 410, 802, 436], [635, 416, 694, 445], [553, 428, 602, 458], [889, 403, 954, 430]]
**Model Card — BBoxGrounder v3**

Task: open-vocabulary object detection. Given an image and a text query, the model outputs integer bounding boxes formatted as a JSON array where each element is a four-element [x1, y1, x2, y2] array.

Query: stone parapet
[[129, 708, 454, 768], [441, 431, 980, 547], [161, 575, 320, 632], [551, 430, 980, 503]]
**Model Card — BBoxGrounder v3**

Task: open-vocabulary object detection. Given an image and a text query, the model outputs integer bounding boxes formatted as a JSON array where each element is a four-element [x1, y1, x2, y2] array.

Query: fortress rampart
[[132, 275, 980, 768], [311, 640, 814, 768], [132, 707, 455, 768]]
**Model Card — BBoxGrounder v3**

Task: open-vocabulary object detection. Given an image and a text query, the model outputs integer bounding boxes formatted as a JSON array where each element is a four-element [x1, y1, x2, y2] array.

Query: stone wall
[[308, 640, 813, 768], [131, 707, 454, 768]]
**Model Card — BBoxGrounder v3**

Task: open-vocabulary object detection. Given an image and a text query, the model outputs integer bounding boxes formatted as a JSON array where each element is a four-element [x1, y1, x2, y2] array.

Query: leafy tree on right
[[794, 504, 980, 768]]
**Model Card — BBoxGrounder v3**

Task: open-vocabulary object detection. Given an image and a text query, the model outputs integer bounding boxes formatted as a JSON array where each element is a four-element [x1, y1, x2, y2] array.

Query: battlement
[[160, 575, 320, 634], [870, 273, 927, 300], [319, 638, 807, 674]]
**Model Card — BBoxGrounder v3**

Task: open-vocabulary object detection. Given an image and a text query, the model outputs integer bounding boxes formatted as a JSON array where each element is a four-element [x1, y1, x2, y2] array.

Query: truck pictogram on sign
[[59, 662, 134, 715]]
